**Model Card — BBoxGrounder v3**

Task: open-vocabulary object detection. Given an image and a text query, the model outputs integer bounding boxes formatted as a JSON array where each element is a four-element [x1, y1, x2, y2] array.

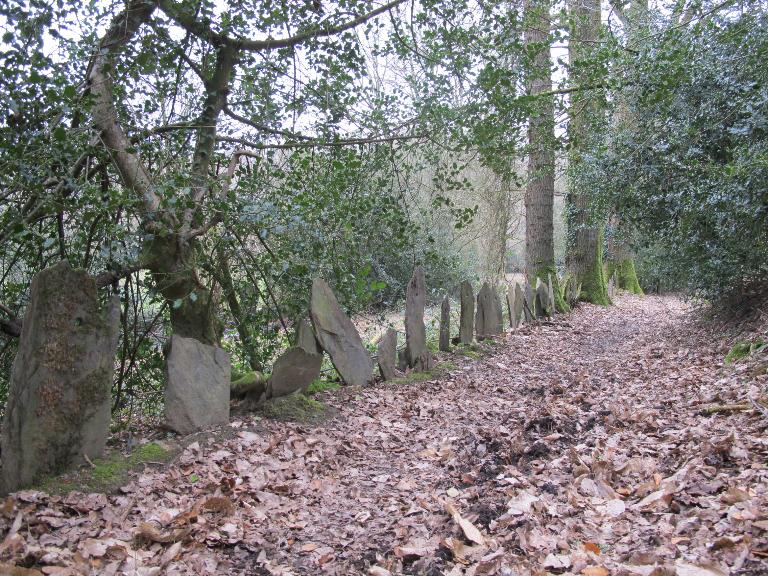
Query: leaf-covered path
[[3, 295, 768, 575]]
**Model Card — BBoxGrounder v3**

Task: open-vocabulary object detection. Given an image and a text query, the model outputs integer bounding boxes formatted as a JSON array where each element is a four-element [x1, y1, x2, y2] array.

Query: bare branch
[[158, 0, 406, 52], [217, 133, 424, 150]]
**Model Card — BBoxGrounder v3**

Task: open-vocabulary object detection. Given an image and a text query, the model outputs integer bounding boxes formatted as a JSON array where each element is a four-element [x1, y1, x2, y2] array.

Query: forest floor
[[2, 294, 768, 576]]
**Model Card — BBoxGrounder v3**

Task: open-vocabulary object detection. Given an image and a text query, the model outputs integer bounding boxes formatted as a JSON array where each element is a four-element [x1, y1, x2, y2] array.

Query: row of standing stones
[[0, 262, 559, 494]]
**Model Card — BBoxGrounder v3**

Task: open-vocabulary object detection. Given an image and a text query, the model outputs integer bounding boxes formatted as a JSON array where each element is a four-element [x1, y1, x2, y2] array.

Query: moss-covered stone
[[258, 394, 327, 423]]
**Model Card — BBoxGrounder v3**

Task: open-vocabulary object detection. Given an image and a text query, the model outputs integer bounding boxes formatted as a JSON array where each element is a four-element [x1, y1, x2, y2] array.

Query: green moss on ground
[[304, 379, 341, 395], [725, 338, 766, 363], [388, 360, 457, 386], [259, 393, 327, 423], [36, 442, 173, 494]]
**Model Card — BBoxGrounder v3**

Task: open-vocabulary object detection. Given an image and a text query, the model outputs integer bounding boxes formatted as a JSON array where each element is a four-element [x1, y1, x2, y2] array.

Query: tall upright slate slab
[[439, 296, 451, 352], [523, 282, 534, 323], [513, 282, 524, 328], [405, 266, 433, 371], [377, 328, 399, 381], [1, 262, 120, 493], [310, 279, 373, 387], [507, 283, 523, 330], [459, 281, 474, 345], [475, 282, 503, 338], [165, 335, 231, 434]]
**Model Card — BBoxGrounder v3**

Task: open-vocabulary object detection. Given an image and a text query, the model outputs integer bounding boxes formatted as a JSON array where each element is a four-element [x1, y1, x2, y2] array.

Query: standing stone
[[1, 262, 120, 493], [523, 282, 534, 322], [513, 282, 524, 328], [296, 317, 322, 354], [535, 279, 552, 318], [268, 347, 322, 398], [405, 266, 433, 371], [459, 281, 474, 345], [310, 279, 373, 387], [476, 282, 503, 338], [607, 274, 616, 299], [507, 283, 521, 330], [547, 274, 556, 314], [377, 328, 400, 381], [165, 335, 231, 434], [439, 296, 451, 352]]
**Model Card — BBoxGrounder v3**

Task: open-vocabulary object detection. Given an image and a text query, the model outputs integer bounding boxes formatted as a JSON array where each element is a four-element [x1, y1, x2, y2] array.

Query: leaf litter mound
[[2, 294, 767, 575]]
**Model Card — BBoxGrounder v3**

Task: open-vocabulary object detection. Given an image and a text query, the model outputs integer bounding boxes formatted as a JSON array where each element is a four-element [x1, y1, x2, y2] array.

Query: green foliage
[[588, 6, 768, 299]]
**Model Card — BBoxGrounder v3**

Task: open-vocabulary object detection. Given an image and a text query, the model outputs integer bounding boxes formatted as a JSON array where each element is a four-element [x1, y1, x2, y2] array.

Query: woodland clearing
[[1, 293, 767, 576]]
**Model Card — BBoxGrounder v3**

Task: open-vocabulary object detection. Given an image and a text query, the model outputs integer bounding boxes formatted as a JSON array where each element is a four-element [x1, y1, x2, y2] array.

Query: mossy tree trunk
[[523, 0, 570, 313], [565, 0, 610, 306]]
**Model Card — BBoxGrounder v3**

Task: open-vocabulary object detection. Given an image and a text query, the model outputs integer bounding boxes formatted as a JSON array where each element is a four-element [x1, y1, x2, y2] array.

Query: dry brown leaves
[[1, 294, 767, 575]]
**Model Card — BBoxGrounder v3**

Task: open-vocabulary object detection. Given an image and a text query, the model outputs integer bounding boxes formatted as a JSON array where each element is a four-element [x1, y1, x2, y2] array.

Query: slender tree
[[523, 0, 569, 311]]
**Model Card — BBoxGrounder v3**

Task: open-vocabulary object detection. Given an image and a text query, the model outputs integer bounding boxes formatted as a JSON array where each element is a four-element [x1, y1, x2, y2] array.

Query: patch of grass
[[452, 342, 493, 360], [304, 379, 341, 395], [259, 393, 327, 423], [36, 442, 173, 495], [388, 360, 457, 386], [725, 338, 767, 363]]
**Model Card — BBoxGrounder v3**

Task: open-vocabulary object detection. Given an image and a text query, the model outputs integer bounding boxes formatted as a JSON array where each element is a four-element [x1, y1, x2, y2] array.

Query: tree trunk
[[523, 0, 569, 312], [144, 233, 221, 346], [565, 0, 610, 305]]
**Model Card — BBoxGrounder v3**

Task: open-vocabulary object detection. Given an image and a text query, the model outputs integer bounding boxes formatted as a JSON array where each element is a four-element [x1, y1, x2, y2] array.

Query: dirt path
[[2, 295, 767, 576]]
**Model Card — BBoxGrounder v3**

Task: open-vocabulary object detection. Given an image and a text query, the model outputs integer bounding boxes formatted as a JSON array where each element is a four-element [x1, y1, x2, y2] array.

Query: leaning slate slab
[[296, 317, 322, 354], [1, 261, 120, 493], [377, 328, 400, 381], [523, 282, 535, 322], [310, 279, 373, 387], [165, 335, 231, 435], [268, 346, 323, 398]]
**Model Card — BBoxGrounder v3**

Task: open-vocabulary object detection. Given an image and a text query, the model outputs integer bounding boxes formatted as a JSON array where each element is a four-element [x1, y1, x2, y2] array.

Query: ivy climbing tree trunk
[[565, 0, 610, 305], [604, 0, 648, 295], [523, 0, 569, 312]]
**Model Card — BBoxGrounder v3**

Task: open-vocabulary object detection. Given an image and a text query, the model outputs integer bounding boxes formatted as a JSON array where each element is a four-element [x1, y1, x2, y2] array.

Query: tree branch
[[217, 133, 424, 150], [158, 0, 406, 52], [88, 1, 162, 218]]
